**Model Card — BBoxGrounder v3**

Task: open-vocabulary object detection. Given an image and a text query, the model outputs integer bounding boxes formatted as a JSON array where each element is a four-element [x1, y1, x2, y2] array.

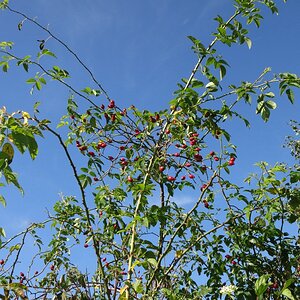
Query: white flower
[[220, 284, 237, 295]]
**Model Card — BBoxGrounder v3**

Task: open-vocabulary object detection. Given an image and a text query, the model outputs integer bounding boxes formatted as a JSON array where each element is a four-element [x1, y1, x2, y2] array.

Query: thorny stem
[[146, 171, 217, 292], [0, 50, 98, 108], [183, 10, 241, 91], [127, 9, 243, 298]]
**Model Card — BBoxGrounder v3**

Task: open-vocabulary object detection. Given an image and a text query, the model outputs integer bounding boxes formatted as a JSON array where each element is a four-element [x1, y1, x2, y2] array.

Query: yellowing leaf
[[2, 142, 14, 164]]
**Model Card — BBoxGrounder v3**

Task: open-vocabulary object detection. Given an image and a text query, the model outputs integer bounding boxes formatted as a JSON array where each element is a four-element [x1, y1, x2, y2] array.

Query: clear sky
[[1, 0, 300, 275]]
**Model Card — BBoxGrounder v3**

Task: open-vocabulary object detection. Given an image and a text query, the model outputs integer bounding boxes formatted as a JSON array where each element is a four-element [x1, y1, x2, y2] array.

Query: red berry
[[79, 145, 87, 151], [165, 129, 170, 134], [88, 151, 95, 157], [203, 200, 209, 208], [189, 174, 195, 179], [272, 282, 279, 289], [120, 271, 127, 275], [127, 176, 133, 183], [214, 156, 219, 161], [194, 154, 203, 162], [181, 176, 186, 180], [35, 271, 39, 275], [20, 272, 25, 277], [0, 259, 4, 265], [225, 254, 232, 259], [173, 152, 180, 157], [155, 114, 160, 121], [102, 257, 107, 262], [108, 100, 115, 108], [209, 151, 215, 156], [181, 144, 187, 149], [231, 260, 237, 265], [228, 160, 235, 166], [159, 166, 165, 172], [108, 155, 114, 161], [70, 115, 75, 120], [150, 116, 156, 123], [84, 243, 89, 248], [167, 176, 176, 182], [201, 184, 208, 191], [50, 265, 55, 271], [201, 165, 207, 171], [120, 146, 125, 151], [98, 142, 107, 149], [185, 162, 191, 167], [190, 139, 196, 146], [195, 147, 201, 152]]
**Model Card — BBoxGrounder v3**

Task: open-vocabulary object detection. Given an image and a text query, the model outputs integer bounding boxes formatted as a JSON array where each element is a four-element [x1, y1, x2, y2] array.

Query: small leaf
[[261, 107, 270, 122], [245, 37, 252, 49], [0, 195, 6, 207], [286, 89, 294, 104], [0, 227, 6, 237], [265, 100, 277, 109], [147, 258, 158, 267], [219, 65, 226, 80]]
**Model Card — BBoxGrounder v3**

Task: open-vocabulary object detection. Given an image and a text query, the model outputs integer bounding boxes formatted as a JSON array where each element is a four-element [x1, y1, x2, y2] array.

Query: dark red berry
[[194, 154, 203, 162], [167, 176, 176, 182], [108, 100, 115, 109]]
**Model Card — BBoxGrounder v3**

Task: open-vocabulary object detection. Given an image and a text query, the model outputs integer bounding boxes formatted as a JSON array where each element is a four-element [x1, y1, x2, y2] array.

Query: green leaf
[[286, 89, 294, 104], [0, 195, 6, 207], [39, 77, 47, 85], [0, 227, 5, 237], [219, 65, 226, 80], [27, 136, 38, 160], [26, 78, 36, 84], [35, 80, 42, 91], [265, 100, 276, 109], [245, 37, 252, 49], [281, 289, 295, 300], [147, 258, 158, 267], [261, 107, 270, 122], [255, 274, 270, 297], [205, 82, 218, 92]]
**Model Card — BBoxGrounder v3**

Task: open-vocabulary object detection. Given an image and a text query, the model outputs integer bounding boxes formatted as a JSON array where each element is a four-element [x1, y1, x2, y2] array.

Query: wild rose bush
[[0, 0, 299, 299]]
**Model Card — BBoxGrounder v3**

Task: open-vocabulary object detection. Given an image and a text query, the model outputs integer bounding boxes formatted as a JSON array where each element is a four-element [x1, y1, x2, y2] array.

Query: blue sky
[[1, 0, 300, 281]]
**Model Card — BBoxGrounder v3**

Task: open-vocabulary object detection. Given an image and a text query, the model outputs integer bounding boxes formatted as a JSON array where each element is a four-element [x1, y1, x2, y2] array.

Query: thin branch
[[40, 121, 111, 300], [6, 5, 111, 102]]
